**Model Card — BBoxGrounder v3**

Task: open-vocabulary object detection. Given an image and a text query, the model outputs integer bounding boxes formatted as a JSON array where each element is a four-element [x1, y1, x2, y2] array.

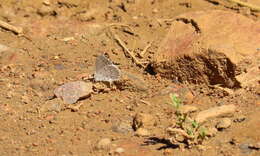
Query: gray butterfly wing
[[94, 65, 120, 82], [95, 54, 113, 73]]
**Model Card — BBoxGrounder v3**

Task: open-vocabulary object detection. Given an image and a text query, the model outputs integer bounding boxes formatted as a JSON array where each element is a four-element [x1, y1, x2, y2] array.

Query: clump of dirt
[[152, 50, 240, 88]]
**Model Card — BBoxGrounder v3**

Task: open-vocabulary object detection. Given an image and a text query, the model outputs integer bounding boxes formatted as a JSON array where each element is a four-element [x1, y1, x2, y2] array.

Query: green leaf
[[191, 120, 199, 129], [199, 127, 207, 139], [169, 93, 182, 109], [186, 128, 193, 136]]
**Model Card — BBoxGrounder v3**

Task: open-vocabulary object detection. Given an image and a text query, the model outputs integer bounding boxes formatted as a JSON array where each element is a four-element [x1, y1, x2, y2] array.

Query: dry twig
[[139, 100, 151, 105], [107, 23, 134, 32], [167, 127, 193, 139], [139, 42, 152, 58], [111, 32, 146, 67], [66, 103, 83, 112], [227, 0, 260, 12], [0, 20, 23, 35]]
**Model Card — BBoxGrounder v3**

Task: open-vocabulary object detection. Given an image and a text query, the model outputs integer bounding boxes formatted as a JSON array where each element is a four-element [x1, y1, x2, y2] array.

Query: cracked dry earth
[[0, 0, 259, 156]]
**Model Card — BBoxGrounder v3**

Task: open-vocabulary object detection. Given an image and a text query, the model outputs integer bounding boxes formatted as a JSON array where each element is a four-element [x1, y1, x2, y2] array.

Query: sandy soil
[[0, 0, 259, 156]]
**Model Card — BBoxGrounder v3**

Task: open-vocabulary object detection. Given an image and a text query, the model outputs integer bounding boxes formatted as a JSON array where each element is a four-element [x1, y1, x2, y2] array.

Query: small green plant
[[191, 120, 199, 129], [198, 127, 207, 140], [169, 93, 186, 128], [169, 93, 182, 109], [168, 93, 207, 146]]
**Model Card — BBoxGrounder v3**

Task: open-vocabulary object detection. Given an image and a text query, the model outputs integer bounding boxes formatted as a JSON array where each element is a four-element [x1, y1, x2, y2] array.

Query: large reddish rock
[[152, 10, 260, 88]]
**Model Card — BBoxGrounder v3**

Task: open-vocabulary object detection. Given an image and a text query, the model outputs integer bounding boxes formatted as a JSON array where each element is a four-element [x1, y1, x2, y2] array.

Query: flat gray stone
[[54, 81, 93, 104]]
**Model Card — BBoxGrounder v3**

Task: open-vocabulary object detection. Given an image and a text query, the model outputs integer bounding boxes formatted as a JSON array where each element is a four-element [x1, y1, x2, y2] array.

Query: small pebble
[[40, 98, 62, 112], [206, 127, 218, 137], [135, 128, 150, 137], [163, 148, 173, 155], [37, 5, 55, 16], [216, 118, 232, 130], [239, 143, 252, 154], [54, 64, 65, 70], [62, 37, 75, 42], [229, 137, 240, 145], [132, 16, 138, 20], [0, 44, 9, 53], [133, 113, 156, 130], [112, 122, 133, 134], [197, 145, 207, 151], [152, 8, 158, 14], [175, 135, 185, 142], [43, 0, 51, 6], [96, 138, 111, 150], [233, 115, 246, 123], [114, 147, 125, 154]]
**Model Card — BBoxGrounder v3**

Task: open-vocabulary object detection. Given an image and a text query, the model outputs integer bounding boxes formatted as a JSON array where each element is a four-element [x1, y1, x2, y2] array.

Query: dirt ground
[[0, 0, 259, 156]]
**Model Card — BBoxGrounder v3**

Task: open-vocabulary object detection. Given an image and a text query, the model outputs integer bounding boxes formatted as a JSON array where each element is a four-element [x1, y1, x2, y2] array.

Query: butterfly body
[[94, 54, 121, 83]]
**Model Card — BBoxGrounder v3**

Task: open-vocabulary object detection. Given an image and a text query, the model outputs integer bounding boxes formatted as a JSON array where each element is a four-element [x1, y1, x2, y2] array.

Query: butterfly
[[94, 54, 121, 83]]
